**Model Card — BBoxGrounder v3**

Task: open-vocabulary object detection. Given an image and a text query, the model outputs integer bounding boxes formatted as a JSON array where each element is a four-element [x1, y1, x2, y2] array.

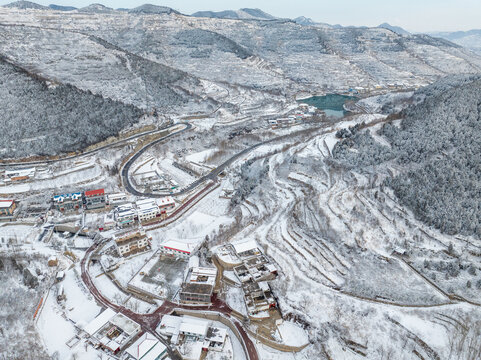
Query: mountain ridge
[[191, 7, 277, 20]]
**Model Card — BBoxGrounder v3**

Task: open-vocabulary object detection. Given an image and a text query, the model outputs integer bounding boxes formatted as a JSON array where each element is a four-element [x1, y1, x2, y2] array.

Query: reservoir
[[299, 94, 357, 118]]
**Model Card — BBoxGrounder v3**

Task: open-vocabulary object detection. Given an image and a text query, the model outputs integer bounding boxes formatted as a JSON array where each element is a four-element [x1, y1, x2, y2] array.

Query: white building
[[125, 332, 167, 360], [158, 315, 227, 353], [102, 213, 115, 231], [83, 308, 141, 354], [180, 267, 217, 304], [160, 240, 196, 259], [115, 204, 136, 227], [157, 196, 175, 214], [114, 230, 152, 257], [232, 240, 261, 258], [107, 193, 128, 205], [4, 167, 35, 182], [136, 199, 159, 222]]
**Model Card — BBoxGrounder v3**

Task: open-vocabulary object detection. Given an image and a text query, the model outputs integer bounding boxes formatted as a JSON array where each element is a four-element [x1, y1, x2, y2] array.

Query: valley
[[0, 2, 481, 360]]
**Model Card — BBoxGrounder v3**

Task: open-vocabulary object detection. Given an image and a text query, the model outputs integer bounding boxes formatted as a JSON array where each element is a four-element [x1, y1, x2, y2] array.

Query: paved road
[[80, 242, 259, 360], [122, 125, 322, 198], [80, 242, 182, 359], [120, 123, 193, 197], [0, 123, 178, 168]]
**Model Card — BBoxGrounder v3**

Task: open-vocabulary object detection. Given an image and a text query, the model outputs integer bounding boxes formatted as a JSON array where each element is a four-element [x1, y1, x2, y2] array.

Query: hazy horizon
[[0, 0, 479, 33]]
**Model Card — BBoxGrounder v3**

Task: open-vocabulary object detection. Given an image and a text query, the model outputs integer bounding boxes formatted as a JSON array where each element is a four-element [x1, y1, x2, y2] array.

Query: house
[[56, 271, 65, 282], [84, 189, 106, 210], [4, 167, 35, 182], [179, 321, 209, 340], [243, 280, 277, 314], [136, 199, 159, 222], [157, 315, 227, 354], [57, 284, 66, 302], [53, 193, 82, 212], [268, 119, 279, 129], [83, 308, 141, 354], [107, 193, 128, 206], [180, 267, 217, 304], [115, 204, 136, 227], [158, 315, 183, 342], [101, 213, 116, 231], [0, 199, 16, 216], [160, 240, 195, 259], [114, 230, 151, 257], [232, 240, 261, 258], [204, 327, 227, 352], [125, 332, 167, 360], [157, 196, 175, 214]]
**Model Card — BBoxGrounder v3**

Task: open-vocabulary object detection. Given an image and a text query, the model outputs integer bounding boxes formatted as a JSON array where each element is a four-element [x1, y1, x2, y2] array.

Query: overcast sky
[[1, 0, 479, 32]]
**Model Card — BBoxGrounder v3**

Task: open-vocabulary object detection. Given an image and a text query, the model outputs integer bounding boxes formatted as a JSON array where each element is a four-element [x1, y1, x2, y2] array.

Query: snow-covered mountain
[[431, 29, 481, 54], [3, 0, 48, 10], [77, 3, 114, 13], [293, 16, 317, 26], [0, 5, 480, 157], [128, 4, 180, 15], [378, 22, 410, 35], [191, 8, 276, 20], [48, 4, 77, 11]]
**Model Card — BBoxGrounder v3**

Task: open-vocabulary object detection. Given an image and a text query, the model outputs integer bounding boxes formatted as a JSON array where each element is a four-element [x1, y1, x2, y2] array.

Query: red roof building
[[84, 189, 106, 210], [84, 189, 105, 197]]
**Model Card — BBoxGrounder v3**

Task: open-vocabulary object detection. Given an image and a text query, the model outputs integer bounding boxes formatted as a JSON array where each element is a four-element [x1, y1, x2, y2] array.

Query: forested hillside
[[333, 75, 481, 236], [0, 58, 143, 159]]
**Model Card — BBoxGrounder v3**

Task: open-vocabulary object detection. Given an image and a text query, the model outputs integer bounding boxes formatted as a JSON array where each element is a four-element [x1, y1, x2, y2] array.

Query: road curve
[[120, 123, 193, 196], [80, 241, 259, 360], [122, 125, 323, 198]]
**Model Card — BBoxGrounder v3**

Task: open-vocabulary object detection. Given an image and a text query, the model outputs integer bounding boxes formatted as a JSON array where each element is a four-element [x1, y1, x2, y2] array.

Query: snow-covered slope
[[378, 22, 410, 36], [3, 0, 48, 10], [191, 8, 276, 20], [128, 4, 180, 15], [431, 29, 481, 54]]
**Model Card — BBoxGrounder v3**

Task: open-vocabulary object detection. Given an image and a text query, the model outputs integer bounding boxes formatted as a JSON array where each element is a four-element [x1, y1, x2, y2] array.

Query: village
[[0, 102, 316, 360]]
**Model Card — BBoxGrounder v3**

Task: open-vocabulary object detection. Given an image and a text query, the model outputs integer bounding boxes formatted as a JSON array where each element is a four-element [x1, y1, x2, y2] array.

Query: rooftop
[[83, 308, 117, 336], [158, 196, 175, 206], [125, 332, 166, 360], [136, 200, 159, 212], [181, 282, 214, 295], [185, 267, 217, 286], [158, 315, 183, 336], [232, 240, 259, 255], [53, 192, 82, 203], [0, 200, 14, 208], [179, 320, 209, 337], [85, 188, 105, 197], [206, 327, 227, 343], [161, 240, 195, 254]]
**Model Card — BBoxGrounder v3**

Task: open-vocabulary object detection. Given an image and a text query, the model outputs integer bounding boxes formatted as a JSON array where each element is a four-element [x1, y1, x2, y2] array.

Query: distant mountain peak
[[3, 1, 48, 10], [378, 23, 410, 35], [128, 4, 180, 15], [238, 8, 276, 20], [48, 4, 77, 11], [78, 3, 114, 13], [191, 8, 276, 21], [293, 16, 317, 26]]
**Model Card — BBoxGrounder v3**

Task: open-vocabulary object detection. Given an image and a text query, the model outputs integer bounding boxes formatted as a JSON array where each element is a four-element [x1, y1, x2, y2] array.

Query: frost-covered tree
[[333, 75, 481, 236]]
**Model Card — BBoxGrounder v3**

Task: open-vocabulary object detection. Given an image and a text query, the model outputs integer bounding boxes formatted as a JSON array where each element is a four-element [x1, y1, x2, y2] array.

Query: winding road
[[122, 124, 324, 198], [80, 241, 259, 360]]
